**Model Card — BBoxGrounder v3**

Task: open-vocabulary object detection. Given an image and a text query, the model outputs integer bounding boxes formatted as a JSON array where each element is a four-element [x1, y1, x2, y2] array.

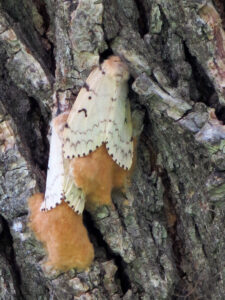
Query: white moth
[[63, 56, 133, 170], [40, 114, 85, 214]]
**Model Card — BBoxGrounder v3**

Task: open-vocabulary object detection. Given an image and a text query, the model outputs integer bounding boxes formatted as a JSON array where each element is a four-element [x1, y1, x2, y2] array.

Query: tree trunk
[[0, 0, 225, 299]]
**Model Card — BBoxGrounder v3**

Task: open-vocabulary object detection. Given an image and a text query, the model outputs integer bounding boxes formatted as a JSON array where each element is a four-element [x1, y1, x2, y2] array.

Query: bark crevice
[[0, 216, 23, 300], [133, 0, 149, 37], [83, 211, 132, 297], [183, 42, 225, 119]]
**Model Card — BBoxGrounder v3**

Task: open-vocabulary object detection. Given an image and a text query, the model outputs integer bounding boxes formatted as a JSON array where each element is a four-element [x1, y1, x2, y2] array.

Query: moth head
[[102, 56, 129, 81]]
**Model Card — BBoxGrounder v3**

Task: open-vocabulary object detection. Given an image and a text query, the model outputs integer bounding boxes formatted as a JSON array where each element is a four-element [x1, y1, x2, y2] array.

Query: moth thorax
[[102, 56, 129, 81]]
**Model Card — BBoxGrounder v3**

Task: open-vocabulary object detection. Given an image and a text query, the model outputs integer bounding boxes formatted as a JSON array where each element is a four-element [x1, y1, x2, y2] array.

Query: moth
[[41, 56, 133, 214], [40, 113, 85, 214], [63, 56, 133, 170]]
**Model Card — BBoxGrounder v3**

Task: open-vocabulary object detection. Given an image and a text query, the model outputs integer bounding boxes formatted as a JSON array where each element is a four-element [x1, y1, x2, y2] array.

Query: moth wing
[[63, 67, 115, 158], [63, 57, 133, 170], [63, 160, 85, 214], [40, 121, 64, 211], [106, 96, 133, 170]]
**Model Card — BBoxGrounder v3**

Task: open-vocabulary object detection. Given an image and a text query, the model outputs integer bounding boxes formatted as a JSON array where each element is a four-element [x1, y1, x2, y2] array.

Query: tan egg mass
[[28, 193, 94, 271]]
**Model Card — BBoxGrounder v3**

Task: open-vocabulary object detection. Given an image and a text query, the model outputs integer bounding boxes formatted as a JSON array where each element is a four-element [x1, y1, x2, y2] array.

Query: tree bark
[[0, 0, 225, 299]]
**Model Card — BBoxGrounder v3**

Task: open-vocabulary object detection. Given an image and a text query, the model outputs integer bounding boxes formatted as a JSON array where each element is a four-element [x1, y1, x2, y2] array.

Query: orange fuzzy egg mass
[[70, 144, 131, 211], [28, 193, 94, 271]]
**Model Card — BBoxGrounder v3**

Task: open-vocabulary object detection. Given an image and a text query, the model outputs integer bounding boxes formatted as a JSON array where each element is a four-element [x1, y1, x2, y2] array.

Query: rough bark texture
[[0, 0, 225, 299]]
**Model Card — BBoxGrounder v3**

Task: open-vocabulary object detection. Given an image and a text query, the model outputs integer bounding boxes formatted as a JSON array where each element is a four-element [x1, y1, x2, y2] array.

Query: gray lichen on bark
[[0, 0, 225, 299]]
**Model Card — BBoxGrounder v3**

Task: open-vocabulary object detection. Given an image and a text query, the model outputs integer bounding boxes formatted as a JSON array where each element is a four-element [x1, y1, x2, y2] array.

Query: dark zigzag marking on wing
[[65, 120, 132, 145], [107, 140, 133, 169], [64, 132, 132, 152], [64, 119, 133, 167], [65, 119, 115, 135], [106, 130, 132, 144], [64, 136, 133, 167], [108, 148, 132, 159], [108, 145, 133, 160], [65, 139, 104, 157]]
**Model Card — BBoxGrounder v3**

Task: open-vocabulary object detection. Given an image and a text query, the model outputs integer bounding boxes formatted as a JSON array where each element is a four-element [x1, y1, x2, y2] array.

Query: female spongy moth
[[28, 57, 135, 271], [40, 113, 85, 214], [63, 56, 133, 170]]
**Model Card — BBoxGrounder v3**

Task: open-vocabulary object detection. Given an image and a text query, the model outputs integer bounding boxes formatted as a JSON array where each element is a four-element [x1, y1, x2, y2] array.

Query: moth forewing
[[41, 114, 86, 214], [41, 119, 64, 211], [106, 96, 133, 170], [63, 56, 133, 170]]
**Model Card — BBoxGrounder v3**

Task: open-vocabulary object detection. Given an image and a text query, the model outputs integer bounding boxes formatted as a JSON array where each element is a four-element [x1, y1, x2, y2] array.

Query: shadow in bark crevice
[[183, 42, 225, 123], [0, 215, 24, 300], [133, 0, 149, 37], [99, 48, 114, 63], [32, 0, 56, 75], [26, 96, 50, 173], [0, 71, 49, 190], [160, 169, 185, 276], [83, 211, 131, 295]]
